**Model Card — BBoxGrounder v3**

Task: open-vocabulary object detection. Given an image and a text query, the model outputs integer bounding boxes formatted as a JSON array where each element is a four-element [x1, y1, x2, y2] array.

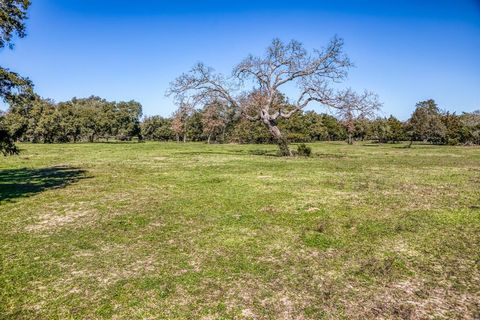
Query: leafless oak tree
[[167, 36, 380, 155]]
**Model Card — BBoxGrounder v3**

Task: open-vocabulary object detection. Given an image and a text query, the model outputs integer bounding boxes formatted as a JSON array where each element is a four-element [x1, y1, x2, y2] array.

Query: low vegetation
[[1, 142, 479, 319]]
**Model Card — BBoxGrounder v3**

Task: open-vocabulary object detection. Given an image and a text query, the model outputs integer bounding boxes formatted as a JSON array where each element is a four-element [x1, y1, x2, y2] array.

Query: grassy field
[[1, 142, 479, 319]]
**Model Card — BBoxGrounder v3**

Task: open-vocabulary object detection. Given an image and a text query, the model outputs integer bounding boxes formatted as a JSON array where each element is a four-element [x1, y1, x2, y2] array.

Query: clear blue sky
[[2, 0, 479, 119]]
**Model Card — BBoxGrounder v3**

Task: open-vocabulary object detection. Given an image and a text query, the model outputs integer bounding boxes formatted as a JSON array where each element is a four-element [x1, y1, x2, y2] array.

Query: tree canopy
[[0, 0, 32, 155]]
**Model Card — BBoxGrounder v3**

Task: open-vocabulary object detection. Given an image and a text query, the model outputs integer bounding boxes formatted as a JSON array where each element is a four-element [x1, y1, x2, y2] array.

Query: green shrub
[[297, 143, 312, 157], [447, 138, 459, 146]]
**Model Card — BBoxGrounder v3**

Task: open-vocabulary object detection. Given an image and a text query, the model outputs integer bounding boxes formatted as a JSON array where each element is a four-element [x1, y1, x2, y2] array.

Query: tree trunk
[[347, 133, 353, 145], [207, 134, 211, 144], [183, 134, 187, 143], [265, 120, 291, 156]]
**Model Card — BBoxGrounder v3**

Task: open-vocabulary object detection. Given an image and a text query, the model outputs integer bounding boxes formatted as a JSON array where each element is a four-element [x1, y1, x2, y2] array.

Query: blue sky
[[1, 0, 479, 119]]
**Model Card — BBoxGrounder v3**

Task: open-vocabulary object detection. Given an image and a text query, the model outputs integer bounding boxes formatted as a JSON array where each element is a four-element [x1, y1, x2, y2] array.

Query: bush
[[447, 138, 459, 146], [297, 143, 312, 157]]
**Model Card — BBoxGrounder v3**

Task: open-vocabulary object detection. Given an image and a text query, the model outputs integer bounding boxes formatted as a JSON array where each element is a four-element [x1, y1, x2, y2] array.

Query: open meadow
[[1, 142, 479, 319]]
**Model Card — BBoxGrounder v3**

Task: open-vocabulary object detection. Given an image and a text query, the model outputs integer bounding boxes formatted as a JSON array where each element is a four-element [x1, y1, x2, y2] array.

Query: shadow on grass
[[0, 166, 88, 203]]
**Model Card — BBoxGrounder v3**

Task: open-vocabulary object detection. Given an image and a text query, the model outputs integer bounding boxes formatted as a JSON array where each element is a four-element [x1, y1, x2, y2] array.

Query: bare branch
[[167, 62, 239, 109]]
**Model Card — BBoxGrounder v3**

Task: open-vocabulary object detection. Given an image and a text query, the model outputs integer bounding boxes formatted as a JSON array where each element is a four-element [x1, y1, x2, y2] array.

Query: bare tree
[[171, 103, 193, 142], [201, 100, 227, 144], [167, 37, 380, 156], [334, 89, 381, 144]]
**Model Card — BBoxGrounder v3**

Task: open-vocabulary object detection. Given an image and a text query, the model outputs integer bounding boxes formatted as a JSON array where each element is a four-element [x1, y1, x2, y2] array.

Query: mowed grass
[[1, 142, 479, 319]]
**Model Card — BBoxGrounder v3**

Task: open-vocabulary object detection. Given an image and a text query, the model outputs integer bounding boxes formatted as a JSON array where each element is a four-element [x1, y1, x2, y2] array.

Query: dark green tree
[[407, 100, 446, 146], [386, 115, 405, 143], [141, 116, 174, 141], [186, 110, 204, 142], [0, 0, 32, 154], [370, 117, 389, 143], [441, 112, 464, 145], [303, 111, 328, 141], [460, 111, 480, 145], [0, 111, 18, 155]]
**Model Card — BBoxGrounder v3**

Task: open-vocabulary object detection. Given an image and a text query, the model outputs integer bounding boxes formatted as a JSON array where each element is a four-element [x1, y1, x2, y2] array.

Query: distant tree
[[114, 100, 143, 140], [21, 95, 50, 142], [75, 97, 104, 142], [34, 99, 61, 143], [303, 111, 328, 141], [97, 101, 115, 141], [57, 101, 82, 142], [440, 111, 463, 145], [334, 89, 381, 144], [185, 110, 204, 141], [460, 110, 480, 145], [370, 116, 405, 143], [168, 37, 380, 156], [0, 0, 32, 155], [370, 117, 389, 143], [229, 116, 270, 144], [407, 99, 446, 146], [278, 110, 311, 142], [386, 115, 405, 143], [171, 103, 193, 142], [141, 116, 174, 141], [319, 114, 345, 141], [201, 101, 228, 144], [353, 117, 372, 142]]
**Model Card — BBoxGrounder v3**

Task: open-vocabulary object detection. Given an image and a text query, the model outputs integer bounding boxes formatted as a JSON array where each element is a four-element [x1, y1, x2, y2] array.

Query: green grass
[[1, 142, 479, 319]]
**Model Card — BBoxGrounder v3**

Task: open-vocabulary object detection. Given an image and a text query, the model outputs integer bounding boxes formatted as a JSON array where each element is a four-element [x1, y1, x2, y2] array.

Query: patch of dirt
[[343, 279, 480, 319], [25, 209, 94, 232]]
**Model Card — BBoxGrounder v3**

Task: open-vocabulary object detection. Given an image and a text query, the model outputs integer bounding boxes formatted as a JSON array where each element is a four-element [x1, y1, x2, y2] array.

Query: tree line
[[3, 95, 142, 143], [2, 95, 478, 146], [145, 99, 480, 146]]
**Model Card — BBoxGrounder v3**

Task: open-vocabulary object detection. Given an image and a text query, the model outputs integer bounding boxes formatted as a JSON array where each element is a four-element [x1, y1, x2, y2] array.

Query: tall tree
[[168, 37, 380, 156], [0, 0, 32, 155]]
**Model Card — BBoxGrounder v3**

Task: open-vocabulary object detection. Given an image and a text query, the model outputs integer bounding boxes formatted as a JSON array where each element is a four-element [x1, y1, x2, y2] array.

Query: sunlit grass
[[1, 142, 479, 319]]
